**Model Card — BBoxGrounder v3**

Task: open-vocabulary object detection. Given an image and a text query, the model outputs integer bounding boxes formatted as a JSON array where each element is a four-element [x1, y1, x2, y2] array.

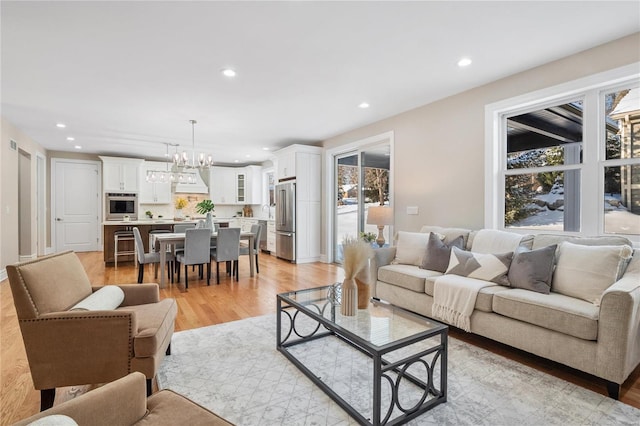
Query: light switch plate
[[407, 206, 419, 215]]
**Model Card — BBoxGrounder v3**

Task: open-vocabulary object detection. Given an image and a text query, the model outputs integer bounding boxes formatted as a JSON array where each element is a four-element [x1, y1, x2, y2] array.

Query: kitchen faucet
[[262, 204, 274, 220]]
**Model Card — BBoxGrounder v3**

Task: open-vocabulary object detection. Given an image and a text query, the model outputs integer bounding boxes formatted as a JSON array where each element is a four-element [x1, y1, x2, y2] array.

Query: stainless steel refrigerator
[[275, 181, 296, 262]]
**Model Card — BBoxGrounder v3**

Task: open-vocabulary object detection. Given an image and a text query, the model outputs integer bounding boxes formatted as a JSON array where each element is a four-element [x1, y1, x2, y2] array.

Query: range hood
[[174, 169, 209, 194]]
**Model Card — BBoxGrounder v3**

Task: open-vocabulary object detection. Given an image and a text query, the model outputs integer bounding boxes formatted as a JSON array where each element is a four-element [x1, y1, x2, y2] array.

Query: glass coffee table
[[277, 285, 448, 425]]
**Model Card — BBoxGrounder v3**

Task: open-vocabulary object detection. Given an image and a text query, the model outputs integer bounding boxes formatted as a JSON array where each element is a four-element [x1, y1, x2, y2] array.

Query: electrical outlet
[[407, 206, 419, 215]]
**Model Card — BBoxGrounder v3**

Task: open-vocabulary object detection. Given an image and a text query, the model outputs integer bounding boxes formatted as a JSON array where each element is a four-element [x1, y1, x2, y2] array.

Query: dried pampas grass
[[342, 236, 373, 279]]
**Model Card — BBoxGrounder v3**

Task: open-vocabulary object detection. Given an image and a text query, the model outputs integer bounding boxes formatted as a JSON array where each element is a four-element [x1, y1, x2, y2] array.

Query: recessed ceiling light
[[457, 57, 472, 67], [222, 69, 236, 77], [245, 154, 251, 158], [234, 159, 239, 163], [66, 137, 75, 141], [74, 145, 82, 150], [262, 147, 270, 151], [56, 123, 66, 128], [358, 102, 370, 109]]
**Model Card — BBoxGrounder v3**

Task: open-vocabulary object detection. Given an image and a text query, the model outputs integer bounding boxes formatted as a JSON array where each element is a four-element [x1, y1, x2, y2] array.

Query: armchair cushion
[[8, 251, 93, 318], [13, 372, 233, 426], [118, 299, 178, 357], [71, 286, 124, 311]]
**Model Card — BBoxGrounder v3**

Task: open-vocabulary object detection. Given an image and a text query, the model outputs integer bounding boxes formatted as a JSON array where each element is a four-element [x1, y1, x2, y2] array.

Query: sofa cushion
[[117, 299, 177, 357], [532, 233, 633, 250], [552, 242, 633, 305], [419, 225, 472, 248], [393, 231, 430, 265], [507, 245, 557, 294], [140, 389, 233, 425], [445, 247, 513, 286], [420, 232, 465, 272], [378, 264, 442, 293], [493, 289, 599, 341], [476, 285, 512, 312], [471, 229, 532, 254]]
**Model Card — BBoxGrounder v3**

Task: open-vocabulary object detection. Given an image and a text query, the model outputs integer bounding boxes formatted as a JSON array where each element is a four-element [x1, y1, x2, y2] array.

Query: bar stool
[[149, 229, 171, 253], [114, 230, 135, 269]]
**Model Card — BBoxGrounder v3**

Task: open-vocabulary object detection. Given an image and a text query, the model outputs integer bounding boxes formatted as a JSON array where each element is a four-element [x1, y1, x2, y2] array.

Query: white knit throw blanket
[[432, 275, 497, 332]]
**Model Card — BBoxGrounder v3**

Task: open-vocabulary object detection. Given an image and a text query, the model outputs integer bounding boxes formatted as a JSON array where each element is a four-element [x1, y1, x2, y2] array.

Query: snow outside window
[[485, 66, 640, 242]]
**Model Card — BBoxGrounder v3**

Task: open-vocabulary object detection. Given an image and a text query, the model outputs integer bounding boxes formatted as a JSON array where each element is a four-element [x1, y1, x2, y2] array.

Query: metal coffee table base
[[277, 298, 447, 426]]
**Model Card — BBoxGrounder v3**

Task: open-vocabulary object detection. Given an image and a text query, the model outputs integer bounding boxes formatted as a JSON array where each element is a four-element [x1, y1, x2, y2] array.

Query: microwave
[[106, 192, 138, 220]]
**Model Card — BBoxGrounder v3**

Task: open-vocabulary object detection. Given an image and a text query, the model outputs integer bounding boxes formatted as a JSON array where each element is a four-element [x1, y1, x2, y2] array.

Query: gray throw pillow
[[507, 245, 557, 294], [420, 232, 464, 272]]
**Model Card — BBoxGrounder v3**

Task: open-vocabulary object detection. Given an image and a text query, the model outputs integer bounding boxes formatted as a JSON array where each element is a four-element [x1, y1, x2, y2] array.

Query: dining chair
[[133, 227, 175, 283], [176, 228, 212, 288], [239, 224, 261, 274], [210, 228, 241, 284], [172, 223, 196, 271]]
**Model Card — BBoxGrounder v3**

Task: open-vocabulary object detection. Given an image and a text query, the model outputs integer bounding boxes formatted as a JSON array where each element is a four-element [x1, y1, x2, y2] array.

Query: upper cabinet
[[277, 151, 296, 180], [139, 161, 172, 204], [211, 165, 262, 205], [100, 156, 143, 192], [210, 167, 236, 205]]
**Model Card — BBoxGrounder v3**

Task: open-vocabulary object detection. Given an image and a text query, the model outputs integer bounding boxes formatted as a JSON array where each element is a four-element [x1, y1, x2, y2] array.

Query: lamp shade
[[366, 206, 393, 226]]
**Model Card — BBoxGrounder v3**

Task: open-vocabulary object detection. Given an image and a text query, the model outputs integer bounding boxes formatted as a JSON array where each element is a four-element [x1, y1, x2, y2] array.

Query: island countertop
[[102, 218, 233, 226]]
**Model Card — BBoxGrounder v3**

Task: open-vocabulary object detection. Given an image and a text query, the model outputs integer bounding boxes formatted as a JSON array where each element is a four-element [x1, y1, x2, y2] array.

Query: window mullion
[[582, 90, 600, 236]]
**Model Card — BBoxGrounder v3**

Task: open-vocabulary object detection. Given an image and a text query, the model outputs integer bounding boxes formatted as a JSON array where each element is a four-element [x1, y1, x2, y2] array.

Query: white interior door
[[53, 159, 100, 252]]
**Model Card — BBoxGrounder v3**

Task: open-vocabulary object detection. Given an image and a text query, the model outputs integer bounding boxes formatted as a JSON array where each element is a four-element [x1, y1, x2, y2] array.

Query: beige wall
[[1, 117, 48, 270], [322, 33, 640, 240]]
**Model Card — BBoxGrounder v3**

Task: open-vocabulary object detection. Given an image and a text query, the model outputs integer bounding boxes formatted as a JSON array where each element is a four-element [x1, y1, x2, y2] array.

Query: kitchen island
[[103, 218, 232, 265]]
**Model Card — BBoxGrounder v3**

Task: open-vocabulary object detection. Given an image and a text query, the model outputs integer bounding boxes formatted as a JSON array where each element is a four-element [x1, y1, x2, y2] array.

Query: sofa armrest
[[20, 310, 137, 390], [92, 284, 160, 306], [13, 372, 148, 426], [373, 247, 396, 268], [596, 253, 640, 384]]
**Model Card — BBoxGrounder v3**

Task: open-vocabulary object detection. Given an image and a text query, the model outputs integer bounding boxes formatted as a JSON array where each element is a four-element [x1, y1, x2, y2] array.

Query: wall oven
[[106, 192, 138, 220]]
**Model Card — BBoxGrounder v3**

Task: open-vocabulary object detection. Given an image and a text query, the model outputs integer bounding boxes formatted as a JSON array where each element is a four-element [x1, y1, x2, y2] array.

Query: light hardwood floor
[[1, 251, 639, 424]]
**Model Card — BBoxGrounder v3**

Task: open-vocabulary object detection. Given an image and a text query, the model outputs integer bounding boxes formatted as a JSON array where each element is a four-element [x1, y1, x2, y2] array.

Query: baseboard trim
[[45, 247, 54, 255], [0, 269, 7, 282], [19, 254, 38, 262]]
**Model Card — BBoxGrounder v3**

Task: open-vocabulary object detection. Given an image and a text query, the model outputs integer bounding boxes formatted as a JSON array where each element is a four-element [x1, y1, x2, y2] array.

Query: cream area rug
[[157, 315, 639, 425]]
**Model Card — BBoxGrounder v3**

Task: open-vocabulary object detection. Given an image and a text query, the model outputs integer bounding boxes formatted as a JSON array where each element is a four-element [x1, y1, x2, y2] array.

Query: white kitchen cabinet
[[239, 165, 262, 205], [100, 156, 143, 192], [266, 220, 276, 253], [240, 218, 258, 232], [273, 145, 322, 263], [211, 165, 262, 205], [210, 167, 236, 205], [139, 161, 172, 204], [276, 151, 296, 180]]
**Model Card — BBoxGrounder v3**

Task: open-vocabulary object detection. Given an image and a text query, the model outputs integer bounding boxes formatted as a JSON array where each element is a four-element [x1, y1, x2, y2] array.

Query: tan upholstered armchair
[[12, 372, 233, 426], [7, 251, 178, 411]]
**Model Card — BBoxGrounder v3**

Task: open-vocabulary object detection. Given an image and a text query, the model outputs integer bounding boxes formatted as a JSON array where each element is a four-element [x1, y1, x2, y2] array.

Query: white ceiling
[[2, 1, 639, 165]]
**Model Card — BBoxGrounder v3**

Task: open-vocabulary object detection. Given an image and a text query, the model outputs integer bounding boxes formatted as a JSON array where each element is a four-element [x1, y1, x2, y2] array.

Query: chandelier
[[145, 119, 213, 184], [173, 119, 213, 168]]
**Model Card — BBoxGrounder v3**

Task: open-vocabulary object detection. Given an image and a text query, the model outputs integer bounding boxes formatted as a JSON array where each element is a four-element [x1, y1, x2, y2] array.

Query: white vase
[[175, 209, 184, 220], [340, 278, 357, 316], [205, 212, 214, 229]]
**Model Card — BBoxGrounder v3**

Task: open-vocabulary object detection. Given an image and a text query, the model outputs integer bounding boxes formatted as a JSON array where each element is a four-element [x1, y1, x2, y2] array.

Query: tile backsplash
[[139, 193, 261, 219]]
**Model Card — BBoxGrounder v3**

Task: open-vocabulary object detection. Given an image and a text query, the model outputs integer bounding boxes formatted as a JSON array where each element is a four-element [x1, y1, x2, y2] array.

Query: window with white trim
[[485, 65, 640, 242]]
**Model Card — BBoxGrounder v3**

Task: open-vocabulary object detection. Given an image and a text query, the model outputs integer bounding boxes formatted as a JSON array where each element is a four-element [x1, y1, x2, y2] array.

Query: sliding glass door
[[334, 144, 390, 263]]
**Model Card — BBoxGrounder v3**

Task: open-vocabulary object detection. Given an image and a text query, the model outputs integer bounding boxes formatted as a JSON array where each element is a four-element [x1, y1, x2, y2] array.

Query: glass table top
[[278, 285, 446, 349]]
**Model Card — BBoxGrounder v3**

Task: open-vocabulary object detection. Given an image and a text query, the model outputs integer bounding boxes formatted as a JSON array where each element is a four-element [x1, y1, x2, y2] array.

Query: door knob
[[56, 218, 63, 221]]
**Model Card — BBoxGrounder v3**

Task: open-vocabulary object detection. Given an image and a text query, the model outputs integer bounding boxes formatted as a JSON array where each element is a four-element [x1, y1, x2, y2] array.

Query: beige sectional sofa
[[371, 226, 640, 399]]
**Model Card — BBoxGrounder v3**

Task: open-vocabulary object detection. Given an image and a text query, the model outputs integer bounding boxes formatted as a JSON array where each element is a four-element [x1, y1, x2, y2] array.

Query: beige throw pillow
[[552, 242, 633, 305], [394, 231, 431, 266]]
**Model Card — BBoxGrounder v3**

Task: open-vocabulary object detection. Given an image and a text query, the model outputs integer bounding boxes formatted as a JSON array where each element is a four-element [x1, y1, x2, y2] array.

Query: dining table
[[153, 231, 256, 288]]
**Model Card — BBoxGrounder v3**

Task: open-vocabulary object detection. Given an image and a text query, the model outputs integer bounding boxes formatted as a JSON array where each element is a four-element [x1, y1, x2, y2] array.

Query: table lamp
[[366, 206, 393, 247]]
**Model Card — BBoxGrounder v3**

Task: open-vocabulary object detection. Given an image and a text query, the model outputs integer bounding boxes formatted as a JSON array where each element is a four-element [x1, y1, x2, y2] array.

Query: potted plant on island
[[196, 199, 215, 229], [174, 197, 188, 220]]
